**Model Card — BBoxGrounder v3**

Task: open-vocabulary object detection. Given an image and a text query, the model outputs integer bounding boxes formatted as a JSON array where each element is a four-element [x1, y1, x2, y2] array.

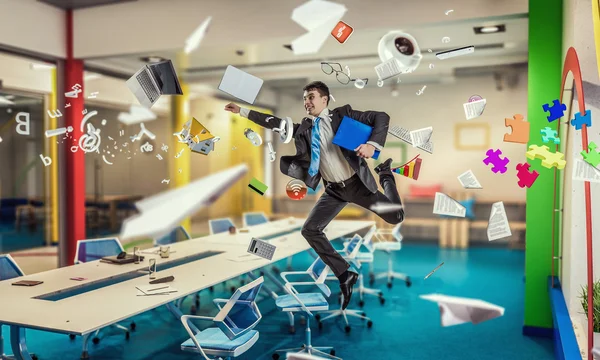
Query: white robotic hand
[[244, 128, 262, 146], [272, 117, 293, 144]]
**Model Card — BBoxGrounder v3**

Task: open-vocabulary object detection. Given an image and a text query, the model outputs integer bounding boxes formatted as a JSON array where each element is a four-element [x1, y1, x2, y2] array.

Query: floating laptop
[[126, 60, 183, 108]]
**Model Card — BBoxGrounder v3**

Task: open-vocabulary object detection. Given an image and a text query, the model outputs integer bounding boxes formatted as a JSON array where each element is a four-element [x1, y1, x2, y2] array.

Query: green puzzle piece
[[581, 142, 600, 167]]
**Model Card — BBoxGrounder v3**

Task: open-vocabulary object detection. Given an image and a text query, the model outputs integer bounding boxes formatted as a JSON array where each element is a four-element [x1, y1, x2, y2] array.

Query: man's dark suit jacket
[[246, 104, 390, 193]]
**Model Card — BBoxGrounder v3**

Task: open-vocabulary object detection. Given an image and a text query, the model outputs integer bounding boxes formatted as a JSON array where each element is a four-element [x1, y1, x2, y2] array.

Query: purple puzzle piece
[[570, 110, 592, 130], [542, 99, 567, 122], [483, 148, 510, 174]]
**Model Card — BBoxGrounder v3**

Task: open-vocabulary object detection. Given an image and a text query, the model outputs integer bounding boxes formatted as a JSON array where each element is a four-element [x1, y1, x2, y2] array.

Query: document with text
[[433, 192, 466, 217], [388, 125, 434, 154], [457, 169, 483, 189], [487, 201, 512, 241], [572, 158, 600, 183], [409, 126, 433, 147], [463, 99, 486, 120]]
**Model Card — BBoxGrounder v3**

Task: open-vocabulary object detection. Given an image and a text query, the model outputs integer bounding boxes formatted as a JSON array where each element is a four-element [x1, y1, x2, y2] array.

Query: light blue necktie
[[308, 117, 321, 177]]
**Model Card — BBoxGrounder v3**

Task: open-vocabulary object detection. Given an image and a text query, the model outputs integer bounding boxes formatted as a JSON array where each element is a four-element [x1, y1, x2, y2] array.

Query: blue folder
[[332, 116, 380, 160]]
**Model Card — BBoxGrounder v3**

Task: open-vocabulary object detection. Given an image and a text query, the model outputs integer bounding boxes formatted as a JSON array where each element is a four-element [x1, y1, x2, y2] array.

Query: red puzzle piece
[[515, 163, 539, 188]]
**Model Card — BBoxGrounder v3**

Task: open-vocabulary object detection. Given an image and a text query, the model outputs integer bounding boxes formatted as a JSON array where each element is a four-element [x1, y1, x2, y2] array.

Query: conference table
[[0, 218, 374, 360]]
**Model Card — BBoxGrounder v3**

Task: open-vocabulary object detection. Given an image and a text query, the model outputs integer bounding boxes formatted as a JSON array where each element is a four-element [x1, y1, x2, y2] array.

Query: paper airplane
[[184, 16, 212, 54], [174, 117, 220, 155], [0, 96, 15, 105], [120, 164, 248, 241], [118, 105, 157, 125], [290, 0, 347, 55], [370, 202, 403, 213], [420, 293, 505, 327]]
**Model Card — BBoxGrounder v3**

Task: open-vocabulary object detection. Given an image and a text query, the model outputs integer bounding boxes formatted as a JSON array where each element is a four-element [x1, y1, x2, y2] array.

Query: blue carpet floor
[[1, 242, 554, 360]]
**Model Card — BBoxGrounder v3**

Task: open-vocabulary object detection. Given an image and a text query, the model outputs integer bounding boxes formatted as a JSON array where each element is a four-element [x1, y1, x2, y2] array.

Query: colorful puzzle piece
[[542, 100, 567, 122], [483, 148, 510, 174], [503, 114, 529, 143], [581, 142, 600, 167], [570, 110, 592, 130], [526, 144, 566, 169], [540, 126, 560, 144], [515, 162, 539, 188]]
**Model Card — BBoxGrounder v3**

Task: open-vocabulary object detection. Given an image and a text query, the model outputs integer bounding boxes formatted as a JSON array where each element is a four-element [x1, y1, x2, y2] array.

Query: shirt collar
[[312, 108, 332, 122]]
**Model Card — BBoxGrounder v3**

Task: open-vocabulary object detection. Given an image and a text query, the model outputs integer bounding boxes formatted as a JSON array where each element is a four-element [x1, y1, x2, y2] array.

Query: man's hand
[[355, 143, 376, 159], [224, 103, 240, 114]]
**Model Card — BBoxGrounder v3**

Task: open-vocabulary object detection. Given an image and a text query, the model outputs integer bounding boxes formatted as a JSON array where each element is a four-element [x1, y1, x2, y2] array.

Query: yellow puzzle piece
[[526, 144, 566, 169]]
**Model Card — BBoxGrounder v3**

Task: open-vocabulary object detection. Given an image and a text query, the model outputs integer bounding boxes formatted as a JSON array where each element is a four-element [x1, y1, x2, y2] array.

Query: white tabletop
[[0, 218, 373, 335]]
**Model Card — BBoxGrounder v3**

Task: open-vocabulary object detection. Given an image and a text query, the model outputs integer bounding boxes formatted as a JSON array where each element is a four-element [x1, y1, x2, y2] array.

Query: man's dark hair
[[303, 81, 330, 105]]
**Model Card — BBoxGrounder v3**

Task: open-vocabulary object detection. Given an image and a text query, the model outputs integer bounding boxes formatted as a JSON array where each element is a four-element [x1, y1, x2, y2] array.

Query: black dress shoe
[[374, 158, 394, 175], [339, 271, 359, 310]]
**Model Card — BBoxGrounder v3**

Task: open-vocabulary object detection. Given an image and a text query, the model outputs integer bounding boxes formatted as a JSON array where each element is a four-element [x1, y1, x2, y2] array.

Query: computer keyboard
[[137, 70, 160, 103]]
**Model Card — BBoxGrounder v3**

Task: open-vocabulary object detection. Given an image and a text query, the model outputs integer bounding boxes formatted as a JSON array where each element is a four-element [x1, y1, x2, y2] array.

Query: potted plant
[[580, 280, 600, 345]]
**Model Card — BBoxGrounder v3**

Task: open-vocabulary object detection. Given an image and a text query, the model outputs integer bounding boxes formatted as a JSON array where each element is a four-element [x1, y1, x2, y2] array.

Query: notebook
[[12, 280, 43, 286], [100, 254, 144, 265], [218, 65, 263, 104], [332, 116, 380, 159]]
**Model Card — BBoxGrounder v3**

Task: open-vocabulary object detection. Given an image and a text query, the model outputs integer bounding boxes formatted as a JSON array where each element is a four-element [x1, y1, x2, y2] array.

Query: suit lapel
[[330, 109, 342, 134], [296, 117, 313, 135]]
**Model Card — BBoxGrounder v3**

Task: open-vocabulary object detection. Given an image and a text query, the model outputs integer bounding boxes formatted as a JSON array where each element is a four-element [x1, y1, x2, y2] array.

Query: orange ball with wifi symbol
[[286, 179, 308, 200]]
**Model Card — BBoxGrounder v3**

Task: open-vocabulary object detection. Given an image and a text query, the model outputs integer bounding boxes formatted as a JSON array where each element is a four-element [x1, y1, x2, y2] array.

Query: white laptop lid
[[218, 65, 263, 105]]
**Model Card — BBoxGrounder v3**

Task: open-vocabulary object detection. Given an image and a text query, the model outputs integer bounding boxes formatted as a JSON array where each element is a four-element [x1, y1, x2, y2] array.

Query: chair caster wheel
[[195, 295, 200, 307], [92, 337, 100, 345], [69, 334, 76, 340], [130, 322, 136, 331], [406, 278, 412, 287], [359, 300, 365, 307], [318, 321, 323, 330], [32, 355, 39, 360], [315, 314, 321, 321], [272, 267, 280, 274], [330, 350, 336, 356], [230, 286, 236, 294], [345, 325, 351, 333], [380, 298, 385, 305], [272, 354, 280, 360], [190, 305, 197, 315], [360, 312, 367, 320], [288, 326, 295, 334], [125, 331, 130, 340], [209, 286, 214, 292], [387, 282, 393, 289], [367, 320, 373, 328], [299, 316, 306, 325], [369, 279, 375, 286]]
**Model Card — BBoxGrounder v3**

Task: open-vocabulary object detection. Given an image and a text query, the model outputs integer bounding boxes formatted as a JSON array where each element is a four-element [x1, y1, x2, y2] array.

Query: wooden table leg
[[110, 201, 118, 232]]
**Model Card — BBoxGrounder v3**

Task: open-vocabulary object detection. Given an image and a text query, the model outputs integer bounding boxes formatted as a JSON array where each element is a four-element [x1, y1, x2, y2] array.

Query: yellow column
[[172, 52, 191, 233], [46, 68, 59, 244]]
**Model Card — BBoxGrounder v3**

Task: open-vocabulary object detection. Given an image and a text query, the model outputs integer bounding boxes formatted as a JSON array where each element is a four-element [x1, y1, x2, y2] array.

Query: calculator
[[247, 237, 276, 260]]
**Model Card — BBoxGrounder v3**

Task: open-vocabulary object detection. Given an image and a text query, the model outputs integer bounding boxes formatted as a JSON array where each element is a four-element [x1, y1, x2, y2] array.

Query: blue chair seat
[[276, 293, 328, 309], [181, 327, 258, 352]]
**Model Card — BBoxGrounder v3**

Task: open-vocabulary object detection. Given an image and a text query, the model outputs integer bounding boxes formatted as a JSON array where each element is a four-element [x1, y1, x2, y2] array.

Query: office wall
[[0, 0, 65, 58], [273, 70, 529, 203], [560, 0, 600, 326]]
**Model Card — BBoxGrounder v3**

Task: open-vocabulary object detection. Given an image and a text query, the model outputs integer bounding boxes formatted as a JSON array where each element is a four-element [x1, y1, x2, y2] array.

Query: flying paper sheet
[[487, 201, 512, 241], [409, 127, 433, 147], [184, 16, 212, 54], [457, 169, 483, 189], [290, 0, 347, 55], [388, 125, 434, 154], [463, 99, 486, 120], [433, 192, 466, 217], [420, 293, 505, 327], [572, 158, 600, 183], [218, 65, 264, 104], [120, 164, 248, 241]]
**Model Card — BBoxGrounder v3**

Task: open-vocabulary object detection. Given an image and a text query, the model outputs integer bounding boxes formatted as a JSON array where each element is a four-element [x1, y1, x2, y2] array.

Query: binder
[[332, 116, 380, 160]]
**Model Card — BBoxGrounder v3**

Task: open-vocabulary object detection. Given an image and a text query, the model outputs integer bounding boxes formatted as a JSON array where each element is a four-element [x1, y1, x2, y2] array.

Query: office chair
[[180, 277, 264, 360], [272, 258, 339, 360], [315, 235, 373, 333], [208, 218, 237, 235], [242, 212, 269, 227], [0, 255, 39, 360], [371, 222, 411, 288], [73, 238, 135, 344]]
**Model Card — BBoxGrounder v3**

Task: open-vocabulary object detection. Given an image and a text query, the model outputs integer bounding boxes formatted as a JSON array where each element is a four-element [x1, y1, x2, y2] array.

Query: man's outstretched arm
[[224, 102, 300, 135]]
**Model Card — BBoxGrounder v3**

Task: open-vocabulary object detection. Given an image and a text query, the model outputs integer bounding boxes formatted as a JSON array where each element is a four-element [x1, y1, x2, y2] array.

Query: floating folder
[[332, 116, 380, 160]]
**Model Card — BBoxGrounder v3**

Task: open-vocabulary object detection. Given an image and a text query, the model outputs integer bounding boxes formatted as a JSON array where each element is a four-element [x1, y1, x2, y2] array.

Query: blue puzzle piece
[[570, 110, 592, 130], [542, 99, 567, 122]]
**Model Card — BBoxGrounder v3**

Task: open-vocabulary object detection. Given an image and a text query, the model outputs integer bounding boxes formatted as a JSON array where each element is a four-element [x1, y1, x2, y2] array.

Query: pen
[[424, 262, 444, 279], [147, 286, 168, 292]]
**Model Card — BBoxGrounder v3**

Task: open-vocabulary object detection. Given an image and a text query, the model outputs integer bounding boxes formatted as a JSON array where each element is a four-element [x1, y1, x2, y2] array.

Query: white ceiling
[[83, 0, 529, 93]]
